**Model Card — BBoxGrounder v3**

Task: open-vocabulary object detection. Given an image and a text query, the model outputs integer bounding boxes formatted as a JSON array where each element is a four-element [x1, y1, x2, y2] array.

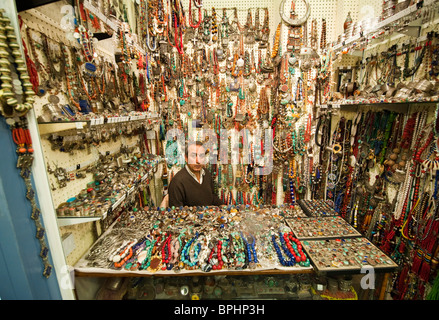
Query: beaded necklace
[[113, 240, 135, 268], [188, 0, 202, 29], [161, 233, 172, 270], [271, 232, 295, 266], [208, 238, 227, 270], [25, 27, 47, 84], [0, 12, 35, 115], [77, 24, 95, 63], [271, 23, 281, 59], [181, 232, 201, 268], [240, 232, 258, 268], [260, 8, 269, 47], [41, 34, 64, 83], [230, 232, 245, 269], [403, 37, 431, 80], [124, 237, 147, 270]]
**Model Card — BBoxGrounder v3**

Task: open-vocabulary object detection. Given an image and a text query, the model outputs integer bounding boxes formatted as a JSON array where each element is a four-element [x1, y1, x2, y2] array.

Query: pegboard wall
[[20, 0, 413, 266], [332, 0, 439, 88], [40, 133, 141, 208]]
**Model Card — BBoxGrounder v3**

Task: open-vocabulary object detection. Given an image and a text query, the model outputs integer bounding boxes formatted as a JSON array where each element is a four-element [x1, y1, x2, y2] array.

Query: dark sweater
[[168, 167, 223, 207]]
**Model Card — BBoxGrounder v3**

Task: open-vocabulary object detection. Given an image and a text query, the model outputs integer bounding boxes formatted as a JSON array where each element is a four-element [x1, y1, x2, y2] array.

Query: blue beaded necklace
[[181, 232, 201, 267], [240, 232, 258, 266], [271, 233, 296, 266]]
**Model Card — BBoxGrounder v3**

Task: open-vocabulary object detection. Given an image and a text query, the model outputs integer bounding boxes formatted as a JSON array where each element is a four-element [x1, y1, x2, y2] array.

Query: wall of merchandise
[[3, 0, 439, 300]]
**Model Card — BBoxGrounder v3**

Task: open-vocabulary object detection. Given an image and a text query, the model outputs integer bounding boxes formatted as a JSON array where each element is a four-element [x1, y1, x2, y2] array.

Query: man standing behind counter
[[168, 140, 223, 208]]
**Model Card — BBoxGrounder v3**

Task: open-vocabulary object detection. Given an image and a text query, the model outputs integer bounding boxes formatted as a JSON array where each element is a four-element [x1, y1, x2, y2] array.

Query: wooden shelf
[[74, 267, 315, 278]]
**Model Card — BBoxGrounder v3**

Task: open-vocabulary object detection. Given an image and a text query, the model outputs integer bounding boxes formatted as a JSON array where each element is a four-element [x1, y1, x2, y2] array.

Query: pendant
[[36, 84, 47, 96], [48, 95, 60, 105], [244, 32, 255, 45], [148, 256, 161, 272]]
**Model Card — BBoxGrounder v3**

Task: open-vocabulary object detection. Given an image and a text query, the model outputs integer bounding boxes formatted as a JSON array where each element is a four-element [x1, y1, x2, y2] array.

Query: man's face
[[186, 144, 206, 173]]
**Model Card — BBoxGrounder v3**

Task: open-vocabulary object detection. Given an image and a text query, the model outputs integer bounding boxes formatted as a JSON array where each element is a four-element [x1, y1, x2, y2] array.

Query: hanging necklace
[[189, 0, 202, 28], [259, 8, 269, 48], [220, 8, 229, 48], [77, 24, 95, 62], [0, 11, 35, 116], [271, 23, 281, 59], [244, 8, 254, 44], [320, 18, 327, 51], [8, 117, 52, 278]]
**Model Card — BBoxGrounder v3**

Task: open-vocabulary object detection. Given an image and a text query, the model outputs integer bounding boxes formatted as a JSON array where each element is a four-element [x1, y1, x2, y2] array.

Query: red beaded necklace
[[285, 232, 306, 263], [189, 0, 202, 28], [208, 240, 224, 270], [161, 233, 172, 270]]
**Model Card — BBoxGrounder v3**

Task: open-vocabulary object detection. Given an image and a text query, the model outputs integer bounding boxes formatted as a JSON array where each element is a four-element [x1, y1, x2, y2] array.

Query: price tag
[[320, 104, 327, 109], [75, 122, 83, 129], [90, 118, 96, 126]]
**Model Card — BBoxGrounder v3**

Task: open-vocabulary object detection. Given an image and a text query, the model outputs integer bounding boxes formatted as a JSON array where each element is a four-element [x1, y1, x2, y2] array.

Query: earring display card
[[298, 199, 339, 217], [301, 237, 398, 273], [285, 216, 362, 240]]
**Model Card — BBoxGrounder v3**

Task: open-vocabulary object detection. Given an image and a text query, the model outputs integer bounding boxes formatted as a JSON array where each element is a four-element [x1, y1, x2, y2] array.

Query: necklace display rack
[[328, 0, 439, 107]]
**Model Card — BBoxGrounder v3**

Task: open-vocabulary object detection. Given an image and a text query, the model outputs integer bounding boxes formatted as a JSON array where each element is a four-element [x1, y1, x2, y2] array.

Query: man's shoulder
[[171, 167, 190, 182]]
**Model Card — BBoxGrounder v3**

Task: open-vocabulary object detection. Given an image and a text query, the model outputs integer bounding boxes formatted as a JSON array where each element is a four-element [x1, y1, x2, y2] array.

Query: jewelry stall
[[1, 0, 439, 300]]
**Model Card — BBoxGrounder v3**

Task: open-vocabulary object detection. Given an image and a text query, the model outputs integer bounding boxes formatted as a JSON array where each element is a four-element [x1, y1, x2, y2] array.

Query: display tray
[[298, 199, 338, 217], [285, 216, 362, 240], [74, 207, 314, 278], [301, 237, 398, 274]]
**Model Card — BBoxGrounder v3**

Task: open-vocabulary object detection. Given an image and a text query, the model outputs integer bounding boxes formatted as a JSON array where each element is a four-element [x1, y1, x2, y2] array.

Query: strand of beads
[[161, 233, 172, 270], [168, 236, 180, 270], [113, 240, 136, 268], [231, 232, 246, 269], [208, 239, 224, 270], [241, 232, 258, 268], [271, 232, 295, 266], [138, 238, 156, 270], [286, 232, 310, 267], [124, 237, 147, 270], [109, 240, 130, 264], [181, 232, 201, 269], [0, 10, 35, 116]]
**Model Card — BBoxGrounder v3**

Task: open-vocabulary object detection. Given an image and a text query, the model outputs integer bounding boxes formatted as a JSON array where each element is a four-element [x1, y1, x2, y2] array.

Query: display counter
[[73, 203, 397, 300]]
